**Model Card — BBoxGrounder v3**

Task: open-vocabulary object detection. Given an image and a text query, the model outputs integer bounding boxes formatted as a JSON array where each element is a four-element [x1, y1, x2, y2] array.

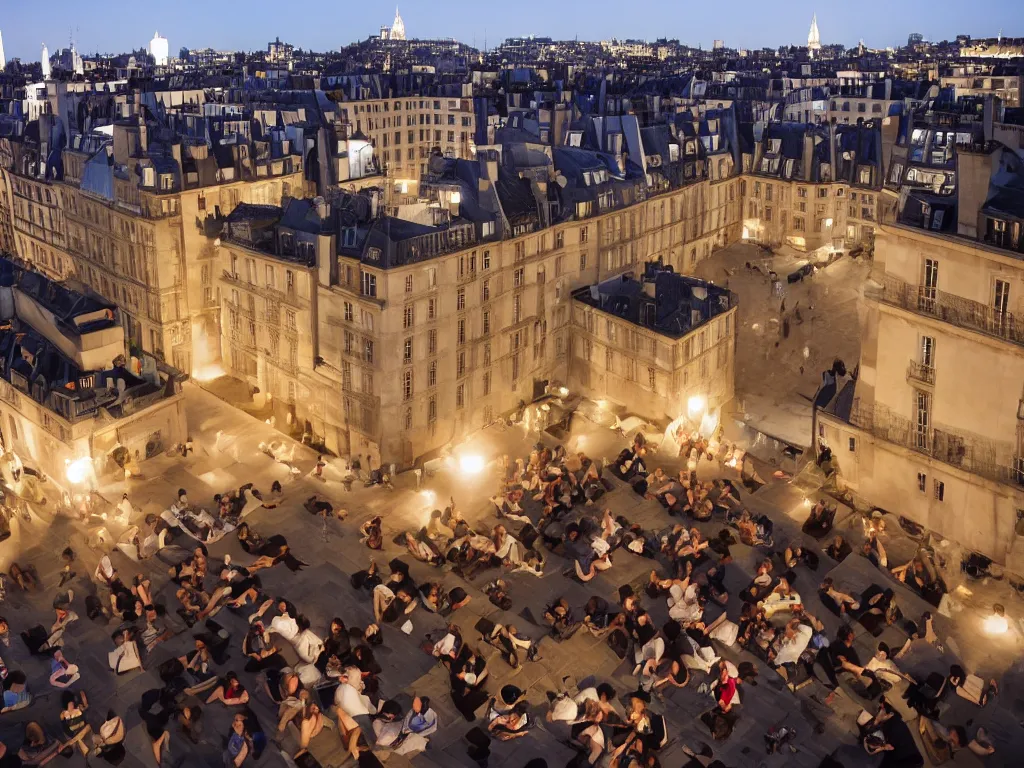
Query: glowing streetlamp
[[983, 604, 1008, 636], [65, 457, 93, 485], [687, 395, 706, 420], [459, 455, 485, 475]]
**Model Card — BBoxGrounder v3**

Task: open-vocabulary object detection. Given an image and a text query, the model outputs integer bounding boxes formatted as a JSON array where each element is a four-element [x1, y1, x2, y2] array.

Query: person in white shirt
[[334, 666, 376, 717], [667, 580, 704, 624], [772, 619, 813, 671], [292, 616, 325, 685], [251, 599, 299, 643]]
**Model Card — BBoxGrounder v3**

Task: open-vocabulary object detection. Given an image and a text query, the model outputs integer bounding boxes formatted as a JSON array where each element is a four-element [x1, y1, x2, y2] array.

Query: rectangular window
[[482, 251, 491, 270], [458, 318, 466, 345], [403, 371, 413, 401], [580, 227, 589, 243], [482, 279, 490, 302], [457, 351, 466, 377], [580, 252, 587, 271], [405, 274, 413, 293], [427, 298, 436, 320], [428, 329, 437, 354], [403, 337, 413, 363], [920, 335, 935, 368], [514, 268, 524, 287], [648, 367, 656, 390], [483, 371, 491, 395], [934, 479, 944, 502], [364, 340, 374, 363], [915, 390, 930, 450], [512, 294, 521, 324], [428, 361, 437, 387], [848, 437, 856, 452], [457, 289, 465, 311], [483, 310, 490, 335], [403, 304, 414, 328], [361, 272, 376, 297], [483, 343, 491, 366], [428, 396, 437, 422], [917, 472, 927, 493], [456, 384, 465, 409]]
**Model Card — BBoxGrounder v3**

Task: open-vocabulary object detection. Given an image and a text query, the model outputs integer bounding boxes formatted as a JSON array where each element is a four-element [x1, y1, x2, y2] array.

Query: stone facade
[[819, 222, 1024, 566]]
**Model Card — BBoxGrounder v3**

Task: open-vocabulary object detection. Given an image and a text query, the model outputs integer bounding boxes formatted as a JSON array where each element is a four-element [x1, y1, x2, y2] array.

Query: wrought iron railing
[[876, 274, 1024, 348], [848, 398, 1024, 486], [906, 360, 935, 385]]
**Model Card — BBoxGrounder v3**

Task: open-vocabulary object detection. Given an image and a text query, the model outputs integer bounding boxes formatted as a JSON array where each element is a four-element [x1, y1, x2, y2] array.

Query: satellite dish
[[555, 174, 568, 188]]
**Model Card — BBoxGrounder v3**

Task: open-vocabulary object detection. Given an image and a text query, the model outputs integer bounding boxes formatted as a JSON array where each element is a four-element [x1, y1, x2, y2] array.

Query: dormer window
[[341, 227, 357, 248]]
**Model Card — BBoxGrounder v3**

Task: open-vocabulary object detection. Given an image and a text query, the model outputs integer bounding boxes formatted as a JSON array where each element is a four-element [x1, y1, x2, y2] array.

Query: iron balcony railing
[[875, 274, 1024, 348], [848, 398, 1024, 487], [906, 360, 936, 385]]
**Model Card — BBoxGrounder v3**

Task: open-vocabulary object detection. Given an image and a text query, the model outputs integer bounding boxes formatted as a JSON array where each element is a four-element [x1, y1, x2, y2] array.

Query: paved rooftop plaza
[[0, 383, 1021, 768]]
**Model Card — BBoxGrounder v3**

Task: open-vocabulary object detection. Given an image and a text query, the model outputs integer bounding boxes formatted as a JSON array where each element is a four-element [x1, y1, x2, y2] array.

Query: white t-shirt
[[334, 680, 374, 717], [293, 629, 324, 664], [269, 614, 298, 642], [773, 624, 813, 667]]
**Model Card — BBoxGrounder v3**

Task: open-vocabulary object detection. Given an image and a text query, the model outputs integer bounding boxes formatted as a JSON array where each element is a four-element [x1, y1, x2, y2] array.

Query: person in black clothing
[[827, 626, 882, 700]]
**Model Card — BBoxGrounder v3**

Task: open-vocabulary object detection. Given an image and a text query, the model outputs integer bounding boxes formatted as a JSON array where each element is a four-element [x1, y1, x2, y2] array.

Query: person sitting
[[359, 517, 384, 550], [91, 710, 127, 762], [802, 500, 837, 538], [826, 534, 852, 563], [946, 664, 998, 707], [482, 622, 540, 668], [918, 718, 967, 765], [1, 671, 31, 713], [818, 577, 860, 616], [829, 626, 882, 700], [544, 598, 580, 641], [862, 534, 888, 569], [488, 700, 531, 741], [243, 619, 283, 673], [373, 583, 416, 624], [48, 650, 81, 688], [857, 586, 901, 637], [206, 671, 250, 706], [449, 645, 490, 721], [781, 543, 818, 571], [564, 525, 612, 582], [291, 700, 325, 757], [865, 642, 917, 688], [741, 559, 775, 603], [770, 617, 814, 683], [16, 722, 61, 764], [58, 690, 92, 757]]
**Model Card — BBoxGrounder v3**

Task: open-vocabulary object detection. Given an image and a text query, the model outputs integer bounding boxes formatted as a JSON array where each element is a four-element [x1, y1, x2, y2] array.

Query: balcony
[[848, 398, 1024, 487], [875, 274, 1024, 348], [906, 360, 935, 386]]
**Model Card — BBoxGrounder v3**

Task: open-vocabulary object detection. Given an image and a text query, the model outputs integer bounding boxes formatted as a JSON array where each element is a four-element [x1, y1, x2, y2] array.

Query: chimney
[[314, 195, 328, 219], [955, 144, 999, 239]]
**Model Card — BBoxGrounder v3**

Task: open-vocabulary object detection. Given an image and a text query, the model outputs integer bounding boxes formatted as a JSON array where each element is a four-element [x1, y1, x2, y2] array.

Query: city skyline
[[0, 0, 1020, 63]]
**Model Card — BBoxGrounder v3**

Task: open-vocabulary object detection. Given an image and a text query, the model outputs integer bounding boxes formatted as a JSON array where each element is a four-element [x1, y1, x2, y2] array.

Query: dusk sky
[[0, 1, 1020, 63]]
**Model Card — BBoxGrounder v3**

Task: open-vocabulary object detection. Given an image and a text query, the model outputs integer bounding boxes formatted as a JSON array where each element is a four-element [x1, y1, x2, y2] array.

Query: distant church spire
[[808, 13, 821, 49], [391, 6, 406, 41]]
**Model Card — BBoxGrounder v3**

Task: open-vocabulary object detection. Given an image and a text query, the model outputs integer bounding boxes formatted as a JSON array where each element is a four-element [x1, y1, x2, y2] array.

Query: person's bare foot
[[824, 691, 837, 706]]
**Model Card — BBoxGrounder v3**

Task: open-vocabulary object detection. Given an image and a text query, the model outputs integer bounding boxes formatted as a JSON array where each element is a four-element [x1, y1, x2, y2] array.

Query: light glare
[[459, 455, 485, 475], [66, 457, 92, 485]]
